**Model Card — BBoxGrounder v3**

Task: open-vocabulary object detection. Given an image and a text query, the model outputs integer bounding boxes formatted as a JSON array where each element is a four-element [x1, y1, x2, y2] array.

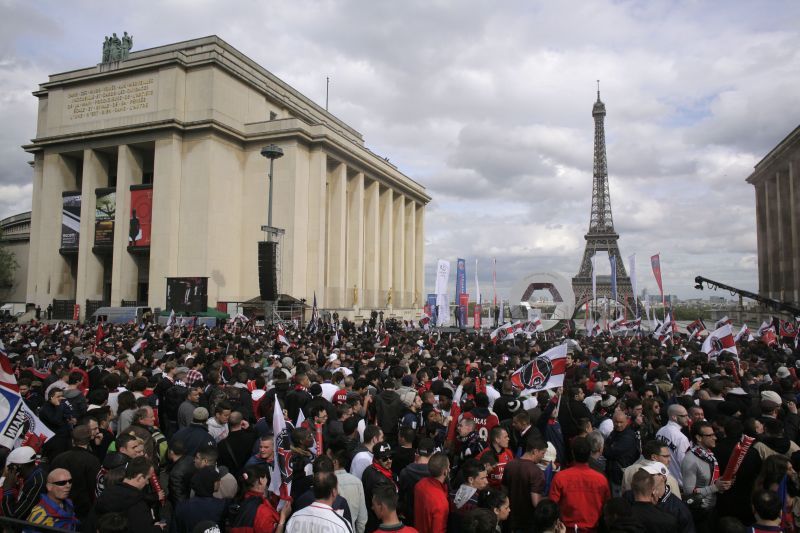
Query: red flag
[[701, 324, 737, 358], [780, 320, 797, 338], [650, 254, 665, 307], [686, 319, 707, 339], [95, 323, 105, 344]]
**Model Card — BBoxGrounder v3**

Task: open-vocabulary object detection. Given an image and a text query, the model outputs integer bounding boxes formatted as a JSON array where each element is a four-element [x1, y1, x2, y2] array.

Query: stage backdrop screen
[[166, 277, 208, 313]]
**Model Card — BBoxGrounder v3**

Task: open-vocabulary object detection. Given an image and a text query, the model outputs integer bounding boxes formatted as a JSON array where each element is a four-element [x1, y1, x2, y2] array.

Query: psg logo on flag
[[511, 356, 553, 390]]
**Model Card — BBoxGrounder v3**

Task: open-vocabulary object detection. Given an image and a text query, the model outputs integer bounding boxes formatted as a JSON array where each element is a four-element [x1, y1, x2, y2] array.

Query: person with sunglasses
[[681, 421, 731, 532], [25, 467, 79, 531]]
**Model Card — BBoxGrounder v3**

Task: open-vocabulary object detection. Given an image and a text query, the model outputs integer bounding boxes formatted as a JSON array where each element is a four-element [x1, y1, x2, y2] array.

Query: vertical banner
[[609, 255, 617, 301], [591, 254, 597, 303], [129, 185, 153, 247], [628, 253, 638, 317], [434, 260, 451, 327], [492, 258, 497, 308], [650, 253, 665, 313], [455, 258, 467, 326], [94, 188, 116, 246], [459, 293, 469, 329], [61, 192, 81, 249], [474, 303, 481, 329], [426, 293, 437, 324]]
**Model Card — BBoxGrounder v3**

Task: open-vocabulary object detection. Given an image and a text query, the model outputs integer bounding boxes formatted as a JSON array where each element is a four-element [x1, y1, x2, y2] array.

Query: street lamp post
[[261, 144, 284, 237], [260, 144, 284, 324]]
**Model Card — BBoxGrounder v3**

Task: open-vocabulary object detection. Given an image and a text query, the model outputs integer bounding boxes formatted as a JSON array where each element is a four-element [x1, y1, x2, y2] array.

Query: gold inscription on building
[[65, 78, 155, 121]]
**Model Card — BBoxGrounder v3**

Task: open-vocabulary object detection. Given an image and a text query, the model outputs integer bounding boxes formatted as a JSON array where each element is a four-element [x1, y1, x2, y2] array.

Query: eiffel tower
[[572, 85, 634, 316]]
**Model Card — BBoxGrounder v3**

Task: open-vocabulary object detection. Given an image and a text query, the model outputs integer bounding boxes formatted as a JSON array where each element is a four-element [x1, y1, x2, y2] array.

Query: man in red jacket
[[550, 436, 610, 532], [413, 452, 450, 533]]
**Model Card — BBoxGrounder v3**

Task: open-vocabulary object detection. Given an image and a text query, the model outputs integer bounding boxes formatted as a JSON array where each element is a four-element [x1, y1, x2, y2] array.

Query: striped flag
[[686, 319, 707, 339], [269, 399, 293, 507], [0, 345, 54, 451]]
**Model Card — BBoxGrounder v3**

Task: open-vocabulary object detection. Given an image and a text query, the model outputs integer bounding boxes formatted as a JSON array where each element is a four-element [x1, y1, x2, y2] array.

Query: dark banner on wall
[[166, 277, 208, 313], [61, 192, 81, 249], [94, 188, 116, 247], [129, 185, 153, 247]]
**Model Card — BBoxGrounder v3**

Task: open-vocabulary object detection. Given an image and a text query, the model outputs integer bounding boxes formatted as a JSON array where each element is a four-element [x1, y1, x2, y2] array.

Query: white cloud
[[1, 0, 798, 301]]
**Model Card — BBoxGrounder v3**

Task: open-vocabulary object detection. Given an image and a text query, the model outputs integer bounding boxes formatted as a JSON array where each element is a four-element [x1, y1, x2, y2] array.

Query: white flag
[[628, 253, 637, 316], [269, 399, 292, 505], [475, 259, 481, 305]]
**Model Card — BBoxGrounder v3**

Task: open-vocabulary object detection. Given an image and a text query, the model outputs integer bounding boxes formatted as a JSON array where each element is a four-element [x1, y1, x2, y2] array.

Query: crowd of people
[[0, 313, 797, 533]]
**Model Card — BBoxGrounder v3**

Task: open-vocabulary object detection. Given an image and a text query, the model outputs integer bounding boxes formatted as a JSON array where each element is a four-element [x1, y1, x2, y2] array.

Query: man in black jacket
[[604, 411, 640, 497], [371, 379, 404, 446], [93, 456, 163, 533], [217, 411, 257, 475], [167, 438, 195, 509], [50, 424, 101, 523], [361, 442, 398, 532], [628, 468, 678, 533]]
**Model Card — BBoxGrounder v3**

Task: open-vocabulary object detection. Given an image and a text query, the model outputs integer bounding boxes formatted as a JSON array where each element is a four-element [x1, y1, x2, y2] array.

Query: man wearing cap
[[171, 407, 216, 456], [50, 424, 102, 522], [361, 442, 398, 532], [1, 446, 46, 520], [397, 438, 435, 526], [26, 467, 79, 531]]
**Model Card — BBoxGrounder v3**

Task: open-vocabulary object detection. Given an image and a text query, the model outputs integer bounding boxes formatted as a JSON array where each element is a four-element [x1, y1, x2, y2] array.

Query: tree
[[0, 230, 19, 288]]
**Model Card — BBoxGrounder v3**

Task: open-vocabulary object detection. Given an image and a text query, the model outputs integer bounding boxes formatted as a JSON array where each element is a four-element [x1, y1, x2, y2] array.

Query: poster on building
[[61, 192, 81, 249], [129, 185, 153, 247], [94, 188, 116, 247], [166, 277, 208, 313]]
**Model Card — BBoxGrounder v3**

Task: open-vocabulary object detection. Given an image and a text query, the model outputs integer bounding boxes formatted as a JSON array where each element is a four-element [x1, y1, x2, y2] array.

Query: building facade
[[0, 211, 31, 305], [24, 36, 429, 319], [746, 125, 800, 304]]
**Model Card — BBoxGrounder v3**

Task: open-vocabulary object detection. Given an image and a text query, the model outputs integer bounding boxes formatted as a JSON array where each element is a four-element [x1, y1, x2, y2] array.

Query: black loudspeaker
[[258, 241, 278, 301]]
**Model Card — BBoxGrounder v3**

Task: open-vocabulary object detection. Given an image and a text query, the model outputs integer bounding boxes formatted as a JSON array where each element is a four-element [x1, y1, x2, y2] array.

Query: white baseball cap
[[7, 446, 37, 465]]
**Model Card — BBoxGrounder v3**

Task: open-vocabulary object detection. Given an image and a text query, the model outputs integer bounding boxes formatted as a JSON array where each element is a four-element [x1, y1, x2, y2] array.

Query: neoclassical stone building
[[24, 36, 429, 319], [747, 125, 800, 304]]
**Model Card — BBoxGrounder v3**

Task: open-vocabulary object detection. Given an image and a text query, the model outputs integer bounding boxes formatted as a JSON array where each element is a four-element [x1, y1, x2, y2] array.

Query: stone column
[[346, 172, 364, 311], [75, 149, 107, 318], [392, 193, 405, 308], [363, 178, 380, 309], [404, 199, 416, 309], [415, 203, 425, 312], [26, 153, 44, 305], [777, 168, 793, 301], [306, 149, 327, 307], [379, 186, 393, 308], [755, 181, 769, 297], [790, 159, 800, 304], [111, 145, 143, 305], [149, 134, 183, 310], [764, 176, 779, 299], [31, 153, 77, 306], [326, 162, 347, 307]]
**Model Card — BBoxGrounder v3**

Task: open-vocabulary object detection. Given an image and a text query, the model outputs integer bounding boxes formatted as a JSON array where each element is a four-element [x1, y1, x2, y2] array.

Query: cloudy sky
[[1, 0, 799, 303]]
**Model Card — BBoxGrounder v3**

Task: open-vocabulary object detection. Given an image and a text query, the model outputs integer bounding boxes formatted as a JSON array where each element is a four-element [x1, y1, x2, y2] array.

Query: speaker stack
[[258, 241, 278, 301]]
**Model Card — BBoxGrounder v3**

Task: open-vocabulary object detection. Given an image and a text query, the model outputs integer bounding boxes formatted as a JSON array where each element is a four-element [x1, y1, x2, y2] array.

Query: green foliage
[[0, 230, 18, 288]]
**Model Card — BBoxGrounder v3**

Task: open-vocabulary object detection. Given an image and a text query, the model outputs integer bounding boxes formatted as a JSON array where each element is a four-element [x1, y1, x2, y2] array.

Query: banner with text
[[94, 188, 116, 247], [129, 185, 153, 247], [61, 192, 81, 249], [455, 258, 467, 325]]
